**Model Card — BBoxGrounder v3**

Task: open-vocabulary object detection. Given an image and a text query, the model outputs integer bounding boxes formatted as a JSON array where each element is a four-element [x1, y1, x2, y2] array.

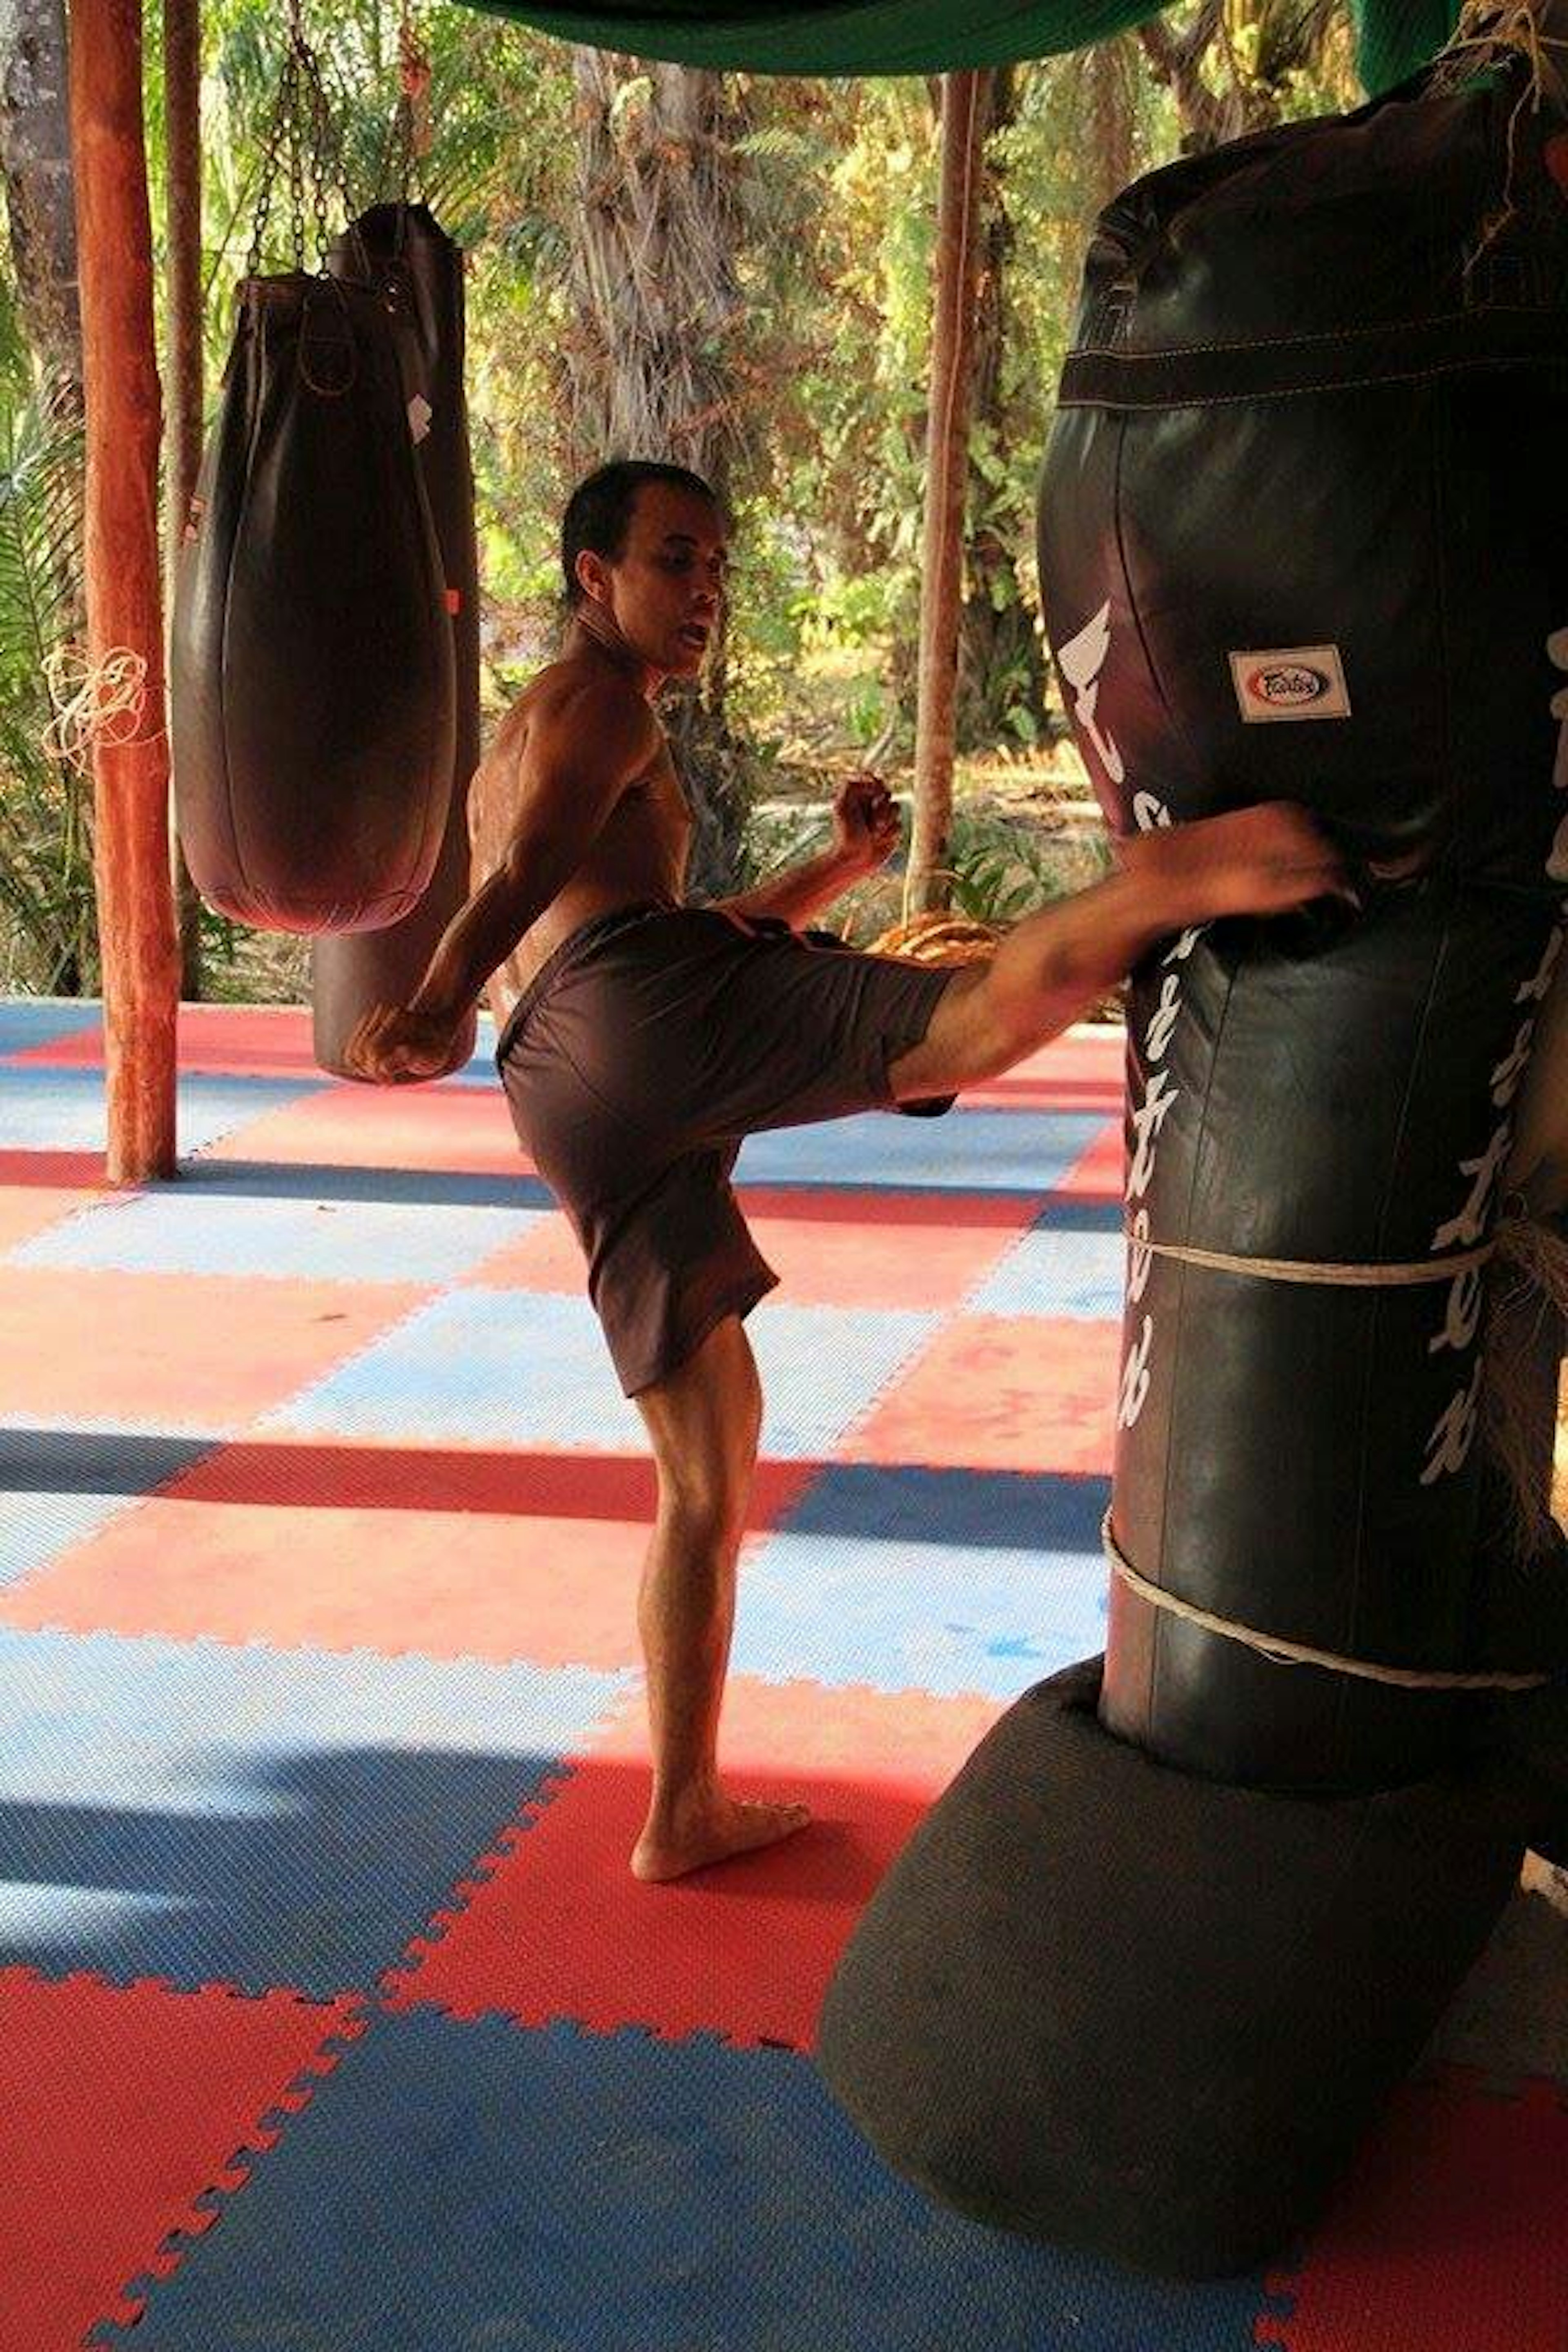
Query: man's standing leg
[[628, 1313, 810, 1881]]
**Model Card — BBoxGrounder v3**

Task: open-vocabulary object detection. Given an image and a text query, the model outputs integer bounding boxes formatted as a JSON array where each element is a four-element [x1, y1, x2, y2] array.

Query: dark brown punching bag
[[312, 204, 481, 1080], [171, 260, 455, 934]]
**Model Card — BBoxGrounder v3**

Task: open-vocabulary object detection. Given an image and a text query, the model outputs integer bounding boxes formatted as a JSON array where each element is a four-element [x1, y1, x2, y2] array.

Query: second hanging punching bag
[[170, 23, 454, 936], [310, 202, 481, 1080]]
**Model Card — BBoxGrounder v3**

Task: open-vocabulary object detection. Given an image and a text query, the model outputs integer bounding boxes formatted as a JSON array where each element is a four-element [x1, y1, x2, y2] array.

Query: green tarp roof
[[456, 0, 1459, 98]]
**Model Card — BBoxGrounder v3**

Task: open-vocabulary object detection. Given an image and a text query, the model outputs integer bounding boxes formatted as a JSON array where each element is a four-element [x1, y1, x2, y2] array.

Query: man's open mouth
[[678, 625, 709, 650]]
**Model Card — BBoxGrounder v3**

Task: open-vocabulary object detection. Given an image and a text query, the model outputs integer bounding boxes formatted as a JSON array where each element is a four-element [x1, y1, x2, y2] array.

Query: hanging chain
[[243, 4, 354, 281]]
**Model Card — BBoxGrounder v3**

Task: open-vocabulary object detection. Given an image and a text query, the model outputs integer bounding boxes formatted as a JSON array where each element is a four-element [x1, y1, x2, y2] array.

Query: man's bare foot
[[631, 1791, 812, 1882]]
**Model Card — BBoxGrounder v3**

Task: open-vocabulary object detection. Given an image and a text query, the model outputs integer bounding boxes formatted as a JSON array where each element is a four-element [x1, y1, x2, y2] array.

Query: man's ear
[[575, 548, 612, 608]]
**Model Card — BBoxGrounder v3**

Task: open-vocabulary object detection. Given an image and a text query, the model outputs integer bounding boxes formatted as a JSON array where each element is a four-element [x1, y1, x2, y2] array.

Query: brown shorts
[[496, 902, 960, 1396]]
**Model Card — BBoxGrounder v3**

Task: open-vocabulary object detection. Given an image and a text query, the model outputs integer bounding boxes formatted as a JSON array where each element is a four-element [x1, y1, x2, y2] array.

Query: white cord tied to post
[[41, 644, 158, 771]]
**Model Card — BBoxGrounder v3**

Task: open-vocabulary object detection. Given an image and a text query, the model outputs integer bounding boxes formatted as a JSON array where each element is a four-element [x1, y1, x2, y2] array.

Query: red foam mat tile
[[735, 1186, 1038, 1307], [0, 1268, 426, 1425], [0, 1967, 363, 2349], [384, 1676, 1002, 2049], [1052, 1122, 1125, 1202], [1263, 2075, 1568, 2352], [9, 1004, 320, 1077], [0, 1443, 813, 1668], [460, 1207, 587, 1292], [0, 1148, 108, 1189], [958, 1026, 1125, 1116], [842, 1312, 1119, 1474], [203, 1085, 530, 1174], [980, 1027, 1122, 1085]]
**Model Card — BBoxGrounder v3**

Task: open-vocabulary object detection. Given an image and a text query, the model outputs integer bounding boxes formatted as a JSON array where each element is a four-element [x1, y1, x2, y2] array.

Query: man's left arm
[[712, 775, 901, 929]]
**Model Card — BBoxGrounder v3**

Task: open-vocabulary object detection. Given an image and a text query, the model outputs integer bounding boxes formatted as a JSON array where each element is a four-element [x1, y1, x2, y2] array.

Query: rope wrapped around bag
[[1102, 1512, 1552, 1690], [1105, 1216, 1568, 1690]]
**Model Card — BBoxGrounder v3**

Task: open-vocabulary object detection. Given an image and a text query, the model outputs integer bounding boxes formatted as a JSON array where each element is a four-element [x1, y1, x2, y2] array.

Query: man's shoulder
[[523, 656, 661, 761], [528, 650, 650, 718], [494, 657, 663, 807]]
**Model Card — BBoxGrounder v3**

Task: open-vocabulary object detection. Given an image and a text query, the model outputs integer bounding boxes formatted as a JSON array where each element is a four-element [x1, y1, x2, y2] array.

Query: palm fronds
[[0, 382, 94, 993]]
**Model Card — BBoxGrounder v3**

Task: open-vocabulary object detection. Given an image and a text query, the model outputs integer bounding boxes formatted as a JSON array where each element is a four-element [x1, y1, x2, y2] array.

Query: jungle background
[[0, 0, 1361, 1002]]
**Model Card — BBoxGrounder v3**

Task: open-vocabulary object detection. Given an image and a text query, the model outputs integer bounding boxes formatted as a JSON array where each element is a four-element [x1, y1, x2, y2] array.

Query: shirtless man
[[345, 458, 1346, 1882]]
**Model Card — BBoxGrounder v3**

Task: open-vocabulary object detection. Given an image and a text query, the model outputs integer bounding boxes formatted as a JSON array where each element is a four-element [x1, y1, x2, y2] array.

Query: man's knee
[[640, 1317, 760, 1544], [655, 1454, 751, 1551], [890, 966, 1020, 1100]]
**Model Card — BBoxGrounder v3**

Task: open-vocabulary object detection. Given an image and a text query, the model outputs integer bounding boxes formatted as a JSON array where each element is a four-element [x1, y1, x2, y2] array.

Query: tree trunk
[[907, 71, 989, 916], [71, 0, 178, 1182], [566, 49, 751, 895], [1087, 36, 1137, 208], [163, 0, 203, 999], [1138, 0, 1278, 152], [0, 0, 80, 409], [956, 65, 1048, 756]]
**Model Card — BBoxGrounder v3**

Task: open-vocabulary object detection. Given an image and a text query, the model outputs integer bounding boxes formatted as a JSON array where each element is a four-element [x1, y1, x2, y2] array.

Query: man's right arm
[[405, 680, 659, 1029], [341, 678, 660, 1084]]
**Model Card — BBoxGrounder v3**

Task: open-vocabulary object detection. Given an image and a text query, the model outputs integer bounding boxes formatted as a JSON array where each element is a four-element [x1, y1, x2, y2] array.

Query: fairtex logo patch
[[1229, 644, 1351, 723], [1250, 662, 1327, 706]]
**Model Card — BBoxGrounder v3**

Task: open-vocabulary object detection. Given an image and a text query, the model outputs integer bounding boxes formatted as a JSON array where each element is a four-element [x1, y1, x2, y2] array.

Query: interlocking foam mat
[[2, 998, 1565, 2350]]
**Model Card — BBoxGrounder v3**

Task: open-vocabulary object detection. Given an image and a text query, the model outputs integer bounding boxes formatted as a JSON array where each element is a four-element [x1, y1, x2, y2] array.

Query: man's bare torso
[[479, 650, 694, 995]]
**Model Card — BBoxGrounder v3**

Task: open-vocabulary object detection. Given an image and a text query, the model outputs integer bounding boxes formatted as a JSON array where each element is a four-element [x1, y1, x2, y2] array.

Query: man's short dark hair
[[561, 460, 720, 606]]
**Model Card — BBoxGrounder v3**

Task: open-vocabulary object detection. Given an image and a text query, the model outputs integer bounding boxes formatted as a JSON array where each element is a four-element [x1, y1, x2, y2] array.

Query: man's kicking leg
[[888, 801, 1348, 1101], [629, 1312, 809, 1882]]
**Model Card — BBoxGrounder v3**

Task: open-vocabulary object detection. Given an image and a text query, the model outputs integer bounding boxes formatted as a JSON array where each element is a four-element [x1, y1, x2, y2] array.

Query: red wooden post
[[70, 0, 179, 1181]]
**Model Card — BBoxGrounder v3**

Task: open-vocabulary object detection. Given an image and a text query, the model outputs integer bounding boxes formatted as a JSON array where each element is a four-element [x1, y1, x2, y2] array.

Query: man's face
[[583, 481, 727, 679]]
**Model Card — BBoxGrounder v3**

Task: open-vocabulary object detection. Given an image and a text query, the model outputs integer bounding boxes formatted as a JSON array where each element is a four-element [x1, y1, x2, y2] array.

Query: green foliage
[[940, 808, 1112, 924], [0, 276, 94, 995]]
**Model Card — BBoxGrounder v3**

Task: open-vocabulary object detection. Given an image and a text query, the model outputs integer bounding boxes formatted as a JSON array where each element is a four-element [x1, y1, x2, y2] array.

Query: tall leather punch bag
[[819, 48, 1568, 2279], [169, 36, 454, 937]]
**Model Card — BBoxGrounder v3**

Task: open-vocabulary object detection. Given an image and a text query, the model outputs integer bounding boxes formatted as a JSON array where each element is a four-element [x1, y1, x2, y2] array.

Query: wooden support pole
[[906, 69, 989, 918], [70, 0, 178, 1181], [164, 0, 205, 999]]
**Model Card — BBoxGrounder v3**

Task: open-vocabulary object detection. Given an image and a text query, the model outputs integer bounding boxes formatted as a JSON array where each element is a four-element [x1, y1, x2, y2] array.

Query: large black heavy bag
[[818, 1660, 1528, 2278], [821, 61, 1567, 2281], [171, 262, 455, 934], [312, 205, 481, 1078], [1035, 62, 1568, 1788]]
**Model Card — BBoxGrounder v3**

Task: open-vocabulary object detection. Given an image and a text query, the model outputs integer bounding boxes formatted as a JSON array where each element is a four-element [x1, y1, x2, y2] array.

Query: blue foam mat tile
[[966, 1223, 1126, 1319], [733, 1105, 1105, 1193], [732, 1465, 1111, 1697], [0, 1627, 631, 1996], [1030, 1194, 1126, 1235], [265, 1288, 939, 1458], [0, 999, 103, 1056], [179, 1156, 555, 1211], [93, 2009, 1274, 2352], [0, 1425, 214, 1593], [0, 1067, 329, 1154], [8, 1185, 530, 1285]]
